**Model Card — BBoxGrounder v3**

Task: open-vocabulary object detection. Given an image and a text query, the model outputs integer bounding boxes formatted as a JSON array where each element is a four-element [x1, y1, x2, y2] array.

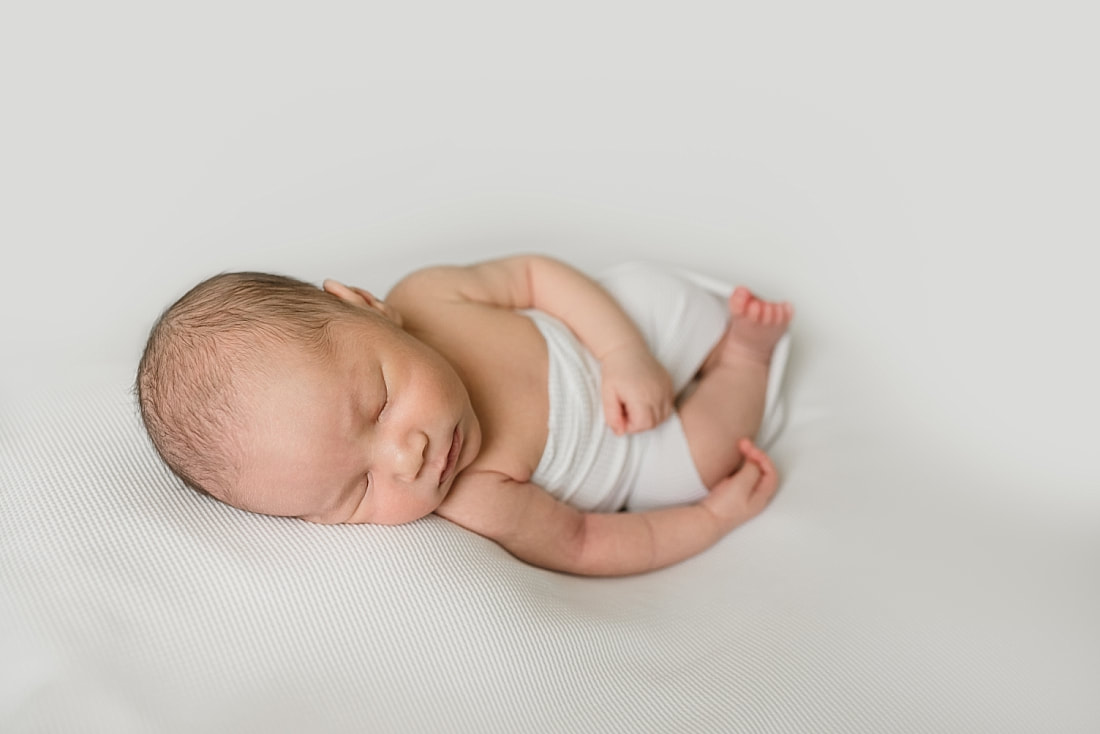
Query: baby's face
[[233, 315, 481, 525]]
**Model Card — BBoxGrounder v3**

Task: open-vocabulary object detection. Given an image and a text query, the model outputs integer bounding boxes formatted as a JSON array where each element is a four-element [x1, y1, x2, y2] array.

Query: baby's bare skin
[[234, 255, 792, 576], [682, 287, 794, 487]]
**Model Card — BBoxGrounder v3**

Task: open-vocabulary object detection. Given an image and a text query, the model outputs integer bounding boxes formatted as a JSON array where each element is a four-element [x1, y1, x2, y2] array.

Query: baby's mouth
[[440, 425, 461, 486]]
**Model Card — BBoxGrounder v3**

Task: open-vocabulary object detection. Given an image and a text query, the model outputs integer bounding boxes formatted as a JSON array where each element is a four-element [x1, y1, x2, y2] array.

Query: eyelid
[[376, 372, 389, 421]]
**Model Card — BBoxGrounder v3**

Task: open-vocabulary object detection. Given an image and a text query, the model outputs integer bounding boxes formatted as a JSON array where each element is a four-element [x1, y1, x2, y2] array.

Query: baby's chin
[[458, 414, 483, 471]]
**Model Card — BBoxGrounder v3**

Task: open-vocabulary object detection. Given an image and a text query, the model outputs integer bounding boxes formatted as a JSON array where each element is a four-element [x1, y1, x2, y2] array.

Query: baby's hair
[[135, 272, 365, 502]]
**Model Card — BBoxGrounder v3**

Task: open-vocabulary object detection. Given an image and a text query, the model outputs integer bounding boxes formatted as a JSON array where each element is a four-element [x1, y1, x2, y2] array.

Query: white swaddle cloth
[[526, 262, 791, 513], [674, 267, 791, 449]]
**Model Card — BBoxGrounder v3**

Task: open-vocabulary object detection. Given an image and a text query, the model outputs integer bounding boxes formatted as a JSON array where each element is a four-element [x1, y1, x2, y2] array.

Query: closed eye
[[343, 474, 371, 523], [375, 370, 389, 422]]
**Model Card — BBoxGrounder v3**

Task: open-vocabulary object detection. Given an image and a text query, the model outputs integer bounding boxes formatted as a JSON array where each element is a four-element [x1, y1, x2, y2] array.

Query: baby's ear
[[322, 279, 403, 327]]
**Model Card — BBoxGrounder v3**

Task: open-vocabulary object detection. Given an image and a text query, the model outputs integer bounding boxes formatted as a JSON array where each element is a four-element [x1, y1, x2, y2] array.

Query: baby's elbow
[[519, 512, 592, 576], [561, 513, 628, 577], [563, 513, 594, 571]]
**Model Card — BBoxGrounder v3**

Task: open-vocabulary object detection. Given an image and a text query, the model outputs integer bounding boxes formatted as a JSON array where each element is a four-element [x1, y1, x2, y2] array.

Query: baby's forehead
[[251, 312, 377, 360], [218, 315, 392, 419], [323, 313, 401, 355], [231, 332, 380, 501], [252, 318, 381, 382]]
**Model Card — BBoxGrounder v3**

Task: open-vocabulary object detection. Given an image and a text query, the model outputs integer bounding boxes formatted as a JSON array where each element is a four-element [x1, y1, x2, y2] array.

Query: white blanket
[[3, 338, 1096, 732]]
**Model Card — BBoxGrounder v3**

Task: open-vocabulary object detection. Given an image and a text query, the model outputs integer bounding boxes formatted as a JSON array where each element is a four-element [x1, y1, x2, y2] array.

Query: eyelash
[[376, 374, 389, 422]]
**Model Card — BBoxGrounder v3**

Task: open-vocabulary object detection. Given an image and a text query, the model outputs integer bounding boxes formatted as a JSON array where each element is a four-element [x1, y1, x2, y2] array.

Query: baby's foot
[[718, 287, 793, 366]]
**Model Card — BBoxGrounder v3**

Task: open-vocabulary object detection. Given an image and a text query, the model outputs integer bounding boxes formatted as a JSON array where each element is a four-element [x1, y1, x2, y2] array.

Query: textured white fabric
[[527, 262, 789, 513], [525, 308, 633, 511], [526, 305, 717, 512], [623, 411, 706, 512], [3, 352, 1098, 734]]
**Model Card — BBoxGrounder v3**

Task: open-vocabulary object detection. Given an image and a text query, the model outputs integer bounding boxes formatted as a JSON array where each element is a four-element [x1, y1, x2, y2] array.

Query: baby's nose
[[393, 430, 428, 481]]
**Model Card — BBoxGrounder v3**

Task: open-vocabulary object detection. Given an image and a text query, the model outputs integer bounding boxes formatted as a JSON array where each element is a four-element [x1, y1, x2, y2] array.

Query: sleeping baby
[[136, 255, 793, 576]]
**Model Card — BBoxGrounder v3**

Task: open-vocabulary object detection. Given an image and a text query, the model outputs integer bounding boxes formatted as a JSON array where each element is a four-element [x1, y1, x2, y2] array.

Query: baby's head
[[136, 272, 479, 525]]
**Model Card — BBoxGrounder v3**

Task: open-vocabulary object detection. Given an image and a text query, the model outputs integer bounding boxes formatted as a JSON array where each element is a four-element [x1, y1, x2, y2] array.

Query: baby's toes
[[765, 303, 781, 325], [729, 287, 753, 317]]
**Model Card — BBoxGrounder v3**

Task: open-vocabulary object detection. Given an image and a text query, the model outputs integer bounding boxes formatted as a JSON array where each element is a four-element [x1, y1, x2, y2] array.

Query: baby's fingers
[[622, 402, 657, 434], [603, 388, 659, 435], [620, 393, 666, 433], [736, 438, 779, 511], [627, 398, 671, 433], [703, 439, 779, 529], [602, 389, 628, 435]]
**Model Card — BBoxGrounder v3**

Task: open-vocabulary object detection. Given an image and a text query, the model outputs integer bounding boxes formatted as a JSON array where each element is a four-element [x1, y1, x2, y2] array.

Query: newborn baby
[[137, 255, 793, 576]]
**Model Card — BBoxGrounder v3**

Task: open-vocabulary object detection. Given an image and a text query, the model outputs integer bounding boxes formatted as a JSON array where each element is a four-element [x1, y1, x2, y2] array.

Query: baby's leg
[[678, 287, 793, 488]]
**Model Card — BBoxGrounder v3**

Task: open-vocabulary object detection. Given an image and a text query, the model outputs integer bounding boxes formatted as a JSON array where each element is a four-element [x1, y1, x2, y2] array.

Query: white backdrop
[[4, 1, 1096, 488], [2, 7, 1096, 534], [2, 3, 1099, 731]]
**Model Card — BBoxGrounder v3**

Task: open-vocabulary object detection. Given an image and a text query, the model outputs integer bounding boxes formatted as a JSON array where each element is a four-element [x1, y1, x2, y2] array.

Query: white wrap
[[526, 262, 790, 513]]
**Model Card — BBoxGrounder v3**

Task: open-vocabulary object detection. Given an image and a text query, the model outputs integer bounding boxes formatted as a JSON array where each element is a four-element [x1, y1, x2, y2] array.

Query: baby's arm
[[392, 254, 672, 434], [437, 439, 778, 577], [522, 256, 673, 435]]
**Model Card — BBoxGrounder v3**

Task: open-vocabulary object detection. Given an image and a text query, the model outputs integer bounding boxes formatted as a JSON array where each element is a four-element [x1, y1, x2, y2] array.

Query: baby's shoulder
[[386, 265, 539, 341], [387, 266, 464, 307], [381, 267, 469, 330], [387, 258, 536, 317]]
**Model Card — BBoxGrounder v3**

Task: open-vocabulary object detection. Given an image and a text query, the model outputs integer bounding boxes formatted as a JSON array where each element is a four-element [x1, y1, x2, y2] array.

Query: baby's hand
[[700, 439, 779, 532], [599, 344, 674, 435]]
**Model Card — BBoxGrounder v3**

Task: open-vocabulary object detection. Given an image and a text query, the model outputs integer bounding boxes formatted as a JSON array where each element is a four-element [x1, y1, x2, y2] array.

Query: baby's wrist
[[596, 339, 647, 364], [698, 496, 740, 536]]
